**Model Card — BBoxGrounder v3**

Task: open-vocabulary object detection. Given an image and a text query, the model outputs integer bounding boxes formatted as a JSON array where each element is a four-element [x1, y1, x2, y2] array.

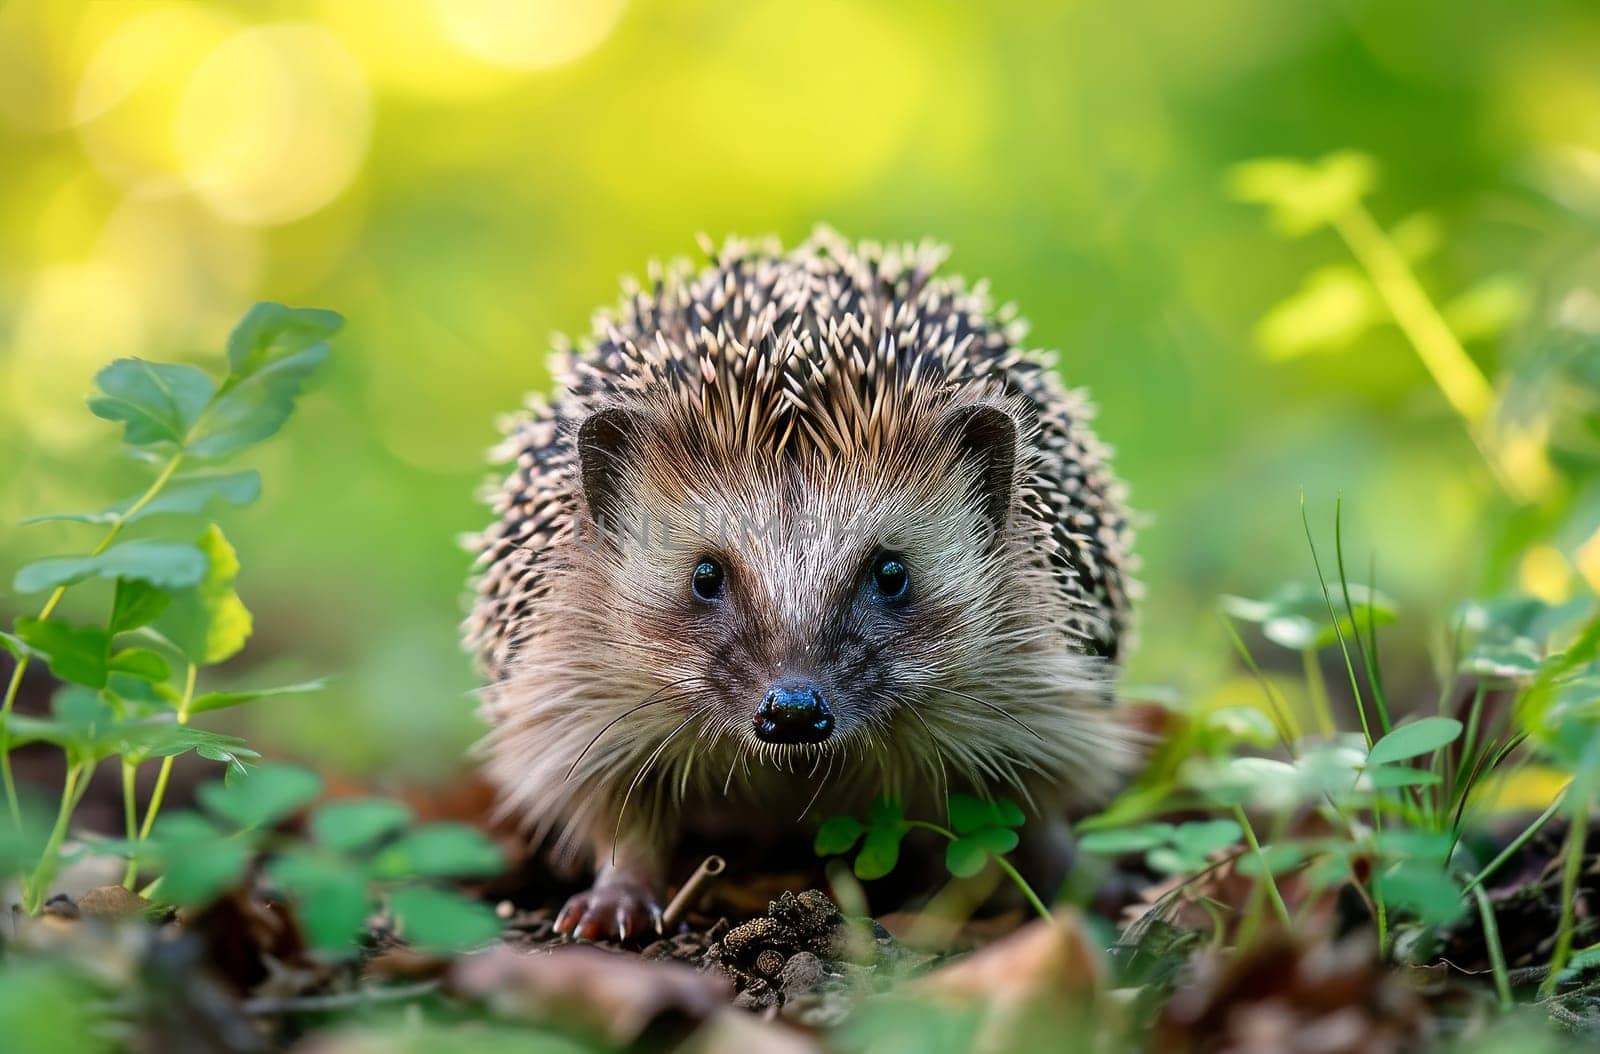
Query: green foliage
[[1083, 503, 1600, 975], [145, 764, 504, 954], [1228, 151, 1376, 236], [0, 302, 339, 915], [815, 793, 1050, 919], [1222, 582, 1396, 653]]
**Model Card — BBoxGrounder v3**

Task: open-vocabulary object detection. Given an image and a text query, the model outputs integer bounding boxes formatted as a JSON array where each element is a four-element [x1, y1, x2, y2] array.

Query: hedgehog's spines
[[467, 230, 1136, 674]]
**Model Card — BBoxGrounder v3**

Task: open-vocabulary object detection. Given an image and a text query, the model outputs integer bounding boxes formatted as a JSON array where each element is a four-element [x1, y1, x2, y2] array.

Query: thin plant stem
[[1540, 792, 1589, 998], [992, 856, 1053, 923], [2, 453, 185, 829], [1302, 497, 1373, 749], [1301, 648, 1336, 738], [1220, 616, 1300, 753], [1231, 805, 1292, 931], [121, 760, 140, 888], [138, 661, 198, 842], [1331, 204, 1550, 502], [1331, 206, 1491, 425], [1464, 785, 1569, 894], [23, 762, 84, 914], [1472, 884, 1513, 1009], [906, 819, 1053, 923], [1333, 500, 1390, 735]]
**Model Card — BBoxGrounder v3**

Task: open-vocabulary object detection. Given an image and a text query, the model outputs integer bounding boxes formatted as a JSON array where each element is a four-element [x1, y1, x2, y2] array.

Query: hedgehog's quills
[[466, 229, 1140, 941]]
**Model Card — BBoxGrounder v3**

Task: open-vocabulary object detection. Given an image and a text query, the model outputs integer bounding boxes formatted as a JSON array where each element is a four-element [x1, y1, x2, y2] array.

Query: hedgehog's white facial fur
[[576, 399, 1022, 751], [469, 229, 1139, 863]]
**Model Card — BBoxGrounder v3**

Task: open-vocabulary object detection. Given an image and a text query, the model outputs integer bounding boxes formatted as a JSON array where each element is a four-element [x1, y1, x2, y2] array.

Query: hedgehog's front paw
[[555, 879, 663, 943]]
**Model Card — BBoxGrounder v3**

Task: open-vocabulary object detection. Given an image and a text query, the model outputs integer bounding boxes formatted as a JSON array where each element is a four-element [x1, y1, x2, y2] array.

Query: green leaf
[[1375, 827, 1454, 865], [1203, 706, 1281, 747], [1377, 861, 1465, 926], [189, 678, 328, 715], [107, 647, 170, 682], [1228, 151, 1377, 236], [1170, 819, 1244, 859], [110, 579, 170, 634], [156, 525, 252, 665], [199, 763, 322, 830], [194, 742, 257, 777], [3, 686, 119, 758], [814, 816, 865, 855], [149, 812, 252, 905], [1145, 846, 1189, 875], [14, 619, 108, 688], [1234, 843, 1311, 877], [0, 630, 25, 660], [1077, 823, 1176, 855], [14, 541, 208, 594], [372, 823, 503, 880], [1367, 717, 1463, 766], [866, 797, 904, 829], [963, 826, 1020, 855], [1221, 582, 1396, 652], [1461, 640, 1542, 680], [854, 824, 904, 881], [188, 346, 330, 459], [119, 724, 258, 768], [945, 837, 990, 878], [947, 794, 1025, 834], [87, 359, 214, 448], [1365, 765, 1442, 789], [310, 799, 414, 853], [1443, 275, 1529, 344], [24, 471, 263, 527], [226, 302, 344, 375], [268, 849, 372, 952], [388, 886, 501, 952], [1255, 266, 1378, 360]]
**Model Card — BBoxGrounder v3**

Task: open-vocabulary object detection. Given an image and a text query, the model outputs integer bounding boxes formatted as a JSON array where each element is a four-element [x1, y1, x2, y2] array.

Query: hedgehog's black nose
[[754, 680, 833, 744]]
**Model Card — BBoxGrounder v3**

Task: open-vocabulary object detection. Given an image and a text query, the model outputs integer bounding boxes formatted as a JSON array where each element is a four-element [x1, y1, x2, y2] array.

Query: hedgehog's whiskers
[[565, 676, 707, 782], [611, 704, 714, 864], [927, 685, 1047, 743], [902, 701, 951, 809]]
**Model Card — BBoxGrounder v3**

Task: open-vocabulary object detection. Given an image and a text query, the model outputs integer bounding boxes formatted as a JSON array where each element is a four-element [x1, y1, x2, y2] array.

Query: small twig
[[241, 980, 440, 1016], [660, 854, 725, 931]]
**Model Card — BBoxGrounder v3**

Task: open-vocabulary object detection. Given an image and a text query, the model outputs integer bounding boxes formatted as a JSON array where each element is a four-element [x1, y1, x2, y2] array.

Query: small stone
[[778, 952, 826, 994], [640, 939, 674, 960], [77, 885, 159, 921], [41, 894, 79, 920]]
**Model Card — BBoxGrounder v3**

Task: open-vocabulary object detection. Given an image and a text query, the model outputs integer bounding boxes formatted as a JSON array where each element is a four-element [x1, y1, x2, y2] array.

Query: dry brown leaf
[[912, 910, 1104, 1003], [447, 943, 733, 1046]]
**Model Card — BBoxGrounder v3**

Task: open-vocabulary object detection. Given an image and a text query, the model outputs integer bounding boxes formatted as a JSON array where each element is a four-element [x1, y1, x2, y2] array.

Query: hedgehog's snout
[[753, 679, 834, 744]]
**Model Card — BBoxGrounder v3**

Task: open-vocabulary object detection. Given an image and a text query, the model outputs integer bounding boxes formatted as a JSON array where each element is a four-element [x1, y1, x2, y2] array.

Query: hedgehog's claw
[[555, 881, 662, 944]]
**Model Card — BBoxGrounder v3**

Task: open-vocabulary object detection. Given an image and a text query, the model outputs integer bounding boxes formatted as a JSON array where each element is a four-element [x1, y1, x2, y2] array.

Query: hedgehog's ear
[[941, 404, 1018, 539], [576, 407, 641, 523]]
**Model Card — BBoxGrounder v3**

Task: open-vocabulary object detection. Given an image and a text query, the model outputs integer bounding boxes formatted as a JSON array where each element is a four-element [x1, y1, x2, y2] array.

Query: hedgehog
[[467, 229, 1138, 941]]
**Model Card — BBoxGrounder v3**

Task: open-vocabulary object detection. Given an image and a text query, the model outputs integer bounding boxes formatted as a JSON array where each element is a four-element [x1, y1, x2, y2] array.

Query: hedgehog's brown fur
[[466, 229, 1138, 918]]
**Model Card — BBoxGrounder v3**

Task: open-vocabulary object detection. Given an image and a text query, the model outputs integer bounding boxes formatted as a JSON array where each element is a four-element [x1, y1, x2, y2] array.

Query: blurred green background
[[2, 0, 1597, 784]]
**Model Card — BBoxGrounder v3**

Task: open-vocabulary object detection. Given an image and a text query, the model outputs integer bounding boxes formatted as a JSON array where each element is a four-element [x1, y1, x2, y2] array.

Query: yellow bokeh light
[[1519, 544, 1575, 604], [96, 195, 262, 341], [73, 3, 241, 194], [431, 0, 628, 72], [175, 24, 372, 227], [315, 0, 515, 99], [6, 264, 147, 450], [0, 1, 85, 132]]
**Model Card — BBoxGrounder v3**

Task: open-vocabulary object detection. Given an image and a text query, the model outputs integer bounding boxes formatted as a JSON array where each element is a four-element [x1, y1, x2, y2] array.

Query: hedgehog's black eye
[[870, 553, 909, 602], [691, 558, 725, 602]]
